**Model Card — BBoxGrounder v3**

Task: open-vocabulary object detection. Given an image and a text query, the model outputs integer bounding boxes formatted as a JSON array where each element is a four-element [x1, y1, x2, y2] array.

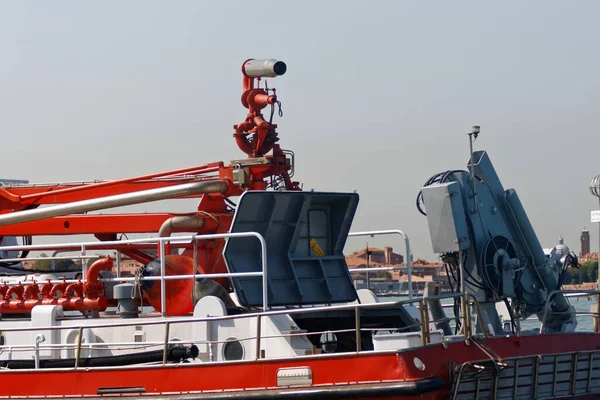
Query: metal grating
[[452, 350, 600, 399]]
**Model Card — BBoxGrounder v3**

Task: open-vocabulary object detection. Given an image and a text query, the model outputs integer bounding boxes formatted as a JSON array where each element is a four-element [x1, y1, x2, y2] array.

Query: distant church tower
[[581, 229, 590, 257]]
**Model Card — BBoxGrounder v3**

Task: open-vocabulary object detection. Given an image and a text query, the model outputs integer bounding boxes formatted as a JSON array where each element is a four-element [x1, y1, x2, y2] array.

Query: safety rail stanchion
[[116, 251, 121, 278], [74, 326, 83, 369], [192, 239, 198, 271], [420, 299, 430, 345], [159, 240, 167, 317], [463, 292, 471, 339], [354, 306, 361, 353], [255, 315, 262, 360], [467, 294, 488, 338], [162, 322, 170, 366], [348, 230, 412, 299], [81, 245, 87, 281]]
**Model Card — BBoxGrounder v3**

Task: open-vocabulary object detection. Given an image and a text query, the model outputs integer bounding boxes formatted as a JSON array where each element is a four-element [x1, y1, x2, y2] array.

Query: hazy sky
[[1, 1, 599, 261]]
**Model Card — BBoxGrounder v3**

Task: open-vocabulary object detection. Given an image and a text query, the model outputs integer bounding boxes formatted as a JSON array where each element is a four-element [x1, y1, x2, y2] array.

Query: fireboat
[[0, 59, 595, 399]]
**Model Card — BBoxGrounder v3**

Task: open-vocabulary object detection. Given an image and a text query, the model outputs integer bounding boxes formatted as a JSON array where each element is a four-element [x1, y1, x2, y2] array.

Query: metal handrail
[[348, 230, 412, 298], [0, 232, 268, 316], [0, 291, 486, 371], [0, 229, 492, 370], [0, 292, 477, 333]]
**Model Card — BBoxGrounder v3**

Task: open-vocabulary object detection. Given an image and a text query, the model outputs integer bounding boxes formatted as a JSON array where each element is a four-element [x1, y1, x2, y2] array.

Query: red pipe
[[63, 282, 83, 299], [19, 163, 222, 201], [24, 282, 40, 300], [40, 280, 53, 299], [50, 282, 67, 298], [0, 297, 108, 313], [85, 257, 113, 299], [86, 257, 113, 283], [5, 283, 24, 301], [0, 259, 114, 314], [0, 283, 9, 298]]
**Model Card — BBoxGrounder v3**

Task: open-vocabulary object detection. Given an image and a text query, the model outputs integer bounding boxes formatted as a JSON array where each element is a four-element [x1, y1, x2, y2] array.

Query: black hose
[[0, 344, 198, 369]]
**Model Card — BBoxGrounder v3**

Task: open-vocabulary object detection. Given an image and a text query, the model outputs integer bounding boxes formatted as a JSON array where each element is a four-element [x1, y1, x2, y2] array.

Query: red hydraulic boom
[[0, 59, 298, 278]]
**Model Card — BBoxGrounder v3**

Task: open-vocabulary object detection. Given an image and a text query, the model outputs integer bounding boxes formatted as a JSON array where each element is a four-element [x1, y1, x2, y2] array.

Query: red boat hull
[[1, 333, 600, 398]]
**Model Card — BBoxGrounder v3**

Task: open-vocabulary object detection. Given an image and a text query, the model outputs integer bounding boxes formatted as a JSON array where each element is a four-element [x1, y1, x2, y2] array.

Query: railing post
[[162, 322, 170, 366], [596, 293, 600, 333], [468, 294, 487, 338], [34, 334, 45, 369], [159, 240, 167, 318], [193, 238, 198, 272], [405, 235, 413, 299], [257, 233, 268, 311], [463, 292, 471, 339], [116, 251, 121, 278], [74, 326, 83, 369], [80, 245, 87, 281], [421, 299, 430, 345], [255, 315, 262, 360], [354, 306, 361, 353]]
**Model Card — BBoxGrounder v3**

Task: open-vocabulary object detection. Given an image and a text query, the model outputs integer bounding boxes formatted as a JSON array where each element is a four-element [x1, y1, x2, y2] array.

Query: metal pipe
[[19, 162, 221, 201], [162, 322, 170, 366], [468, 127, 479, 213], [116, 251, 121, 278], [459, 250, 470, 338], [158, 215, 207, 256], [255, 315, 262, 360], [160, 241, 167, 318], [158, 215, 206, 238], [0, 180, 229, 227], [354, 306, 361, 353], [74, 327, 83, 369]]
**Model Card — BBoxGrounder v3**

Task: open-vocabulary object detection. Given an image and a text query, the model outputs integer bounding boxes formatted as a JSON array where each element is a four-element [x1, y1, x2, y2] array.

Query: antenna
[[468, 126, 480, 213]]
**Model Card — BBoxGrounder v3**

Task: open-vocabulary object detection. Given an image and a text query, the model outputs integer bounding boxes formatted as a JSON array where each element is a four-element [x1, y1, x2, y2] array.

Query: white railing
[[0, 232, 268, 316], [0, 291, 483, 370], [348, 230, 413, 298], [0, 229, 408, 313]]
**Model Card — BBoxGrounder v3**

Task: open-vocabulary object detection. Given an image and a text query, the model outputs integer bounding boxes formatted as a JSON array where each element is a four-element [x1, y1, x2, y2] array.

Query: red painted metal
[[84, 257, 113, 301], [0, 333, 597, 398], [0, 352, 421, 398], [4, 283, 24, 301], [0, 296, 108, 313], [39, 281, 53, 298], [0, 60, 298, 264], [0, 258, 113, 314], [23, 281, 39, 299], [49, 281, 67, 298], [0, 214, 179, 236], [63, 282, 83, 299]]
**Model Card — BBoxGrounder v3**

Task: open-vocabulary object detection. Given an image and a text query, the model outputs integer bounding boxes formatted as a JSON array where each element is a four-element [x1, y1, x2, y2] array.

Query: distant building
[[581, 229, 590, 257], [345, 247, 449, 292], [346, 246, 403, 266], [580, 252, 599, 262], [115, 257, 144, 277]]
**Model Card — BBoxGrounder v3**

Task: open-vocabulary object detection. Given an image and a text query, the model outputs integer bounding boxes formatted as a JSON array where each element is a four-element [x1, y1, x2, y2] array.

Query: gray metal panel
[[223, 191, 359, 307], [421, 182, 470, 253]]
